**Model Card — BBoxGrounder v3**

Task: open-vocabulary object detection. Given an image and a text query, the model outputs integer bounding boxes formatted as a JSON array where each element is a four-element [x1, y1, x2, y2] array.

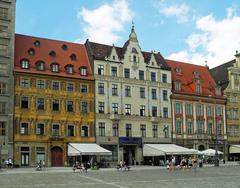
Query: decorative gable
[[107, 44, 120, 62], [148, 52, 158, 67]]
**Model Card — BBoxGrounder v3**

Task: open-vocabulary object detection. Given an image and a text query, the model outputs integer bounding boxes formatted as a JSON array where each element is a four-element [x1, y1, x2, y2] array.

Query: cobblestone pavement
[[0, 164, 240, 188]]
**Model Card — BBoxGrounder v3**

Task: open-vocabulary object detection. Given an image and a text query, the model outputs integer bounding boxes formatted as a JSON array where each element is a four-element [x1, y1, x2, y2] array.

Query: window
[[140, 124, 146, 137], [112, 103, 118, 114], [163, 125, 169, 138], [125, 104, 131, 115], [36, 98, 44, 110], [208, 122, 213, 135], [162, 74, 167, 83], [52, 99, 60, 111], [163, 107, 168, 118], [196, 104, 203, 116], [152, 106, 157, 117], [0, 82, 7, 94], [185, 104, 192, 115], [126, 124, 132, 137], [112, 84, 118, 96], [52, 81, 60, 90], [20, 123, 28, 135], [21, 59, 29, 69], [62, 44, 68, 50], [36, 80, 45, 89], [98, 83, 104, 94], [81, 126, 89, 137], [0, 122, 6, 136], [51, 63, 59, 72], [133, 55, 137, 62], [67, 125, 75, 136], [36, 123, 44, 135], [152, 89, 157, 100], [0, 102, 6, 114], [66, 101, 74, 112], [216, 106, 222, 116], [151, 72, 156, 81], [80, 67, 87, 76], [98, 102, 104, 113], [99, 122, 105, 136], [20, 78, 30, 88], [152, 125, 158, 138], [140, 105, 145, 116], [66, 83, 74, 92], [70, 53, 77, 61], [112, 123, 118, 137], [80, 101, 88, 113], [36, 61, 45, 71], [175, 81, 181, 91], [207, 105, 213, 116], [111, 67, 117, 77], [21, 96, 29, 109], [28, 48, 35, 55], [125, 86, 131, 97], [217, 122, 222, 135], [197, 121, 204, 134], [80, 84, 88, 93], [98, 65, 104, 75], [163, 90, 168, 101], [52, 124, 60, 136], [140, 87, 145, 98], [196, 83, 201, 93], [34, 40, 40, 47], [0, 7, 8, 19], [124, 68, 130, 78], [175, 103, 181, 114], [49, 51, 56, 57], [176, 120, 182, 134], [139, 70, 144, 80], [66, 65, 73, 74], [187, 122, 192, 134]]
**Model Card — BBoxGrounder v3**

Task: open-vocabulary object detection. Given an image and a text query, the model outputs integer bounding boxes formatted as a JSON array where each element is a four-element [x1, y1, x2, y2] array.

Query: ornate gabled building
[[166, 60, 227, 155], [211, 52, 240, 160], [14, 34, 95, 167], [0, 0, 15, 165], [85, 26, 172, 165]]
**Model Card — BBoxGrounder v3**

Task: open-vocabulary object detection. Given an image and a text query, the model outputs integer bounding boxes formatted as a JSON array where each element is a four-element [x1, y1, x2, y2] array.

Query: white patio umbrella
[[202, 149, 223, 156], [189, 149, 203, 155]]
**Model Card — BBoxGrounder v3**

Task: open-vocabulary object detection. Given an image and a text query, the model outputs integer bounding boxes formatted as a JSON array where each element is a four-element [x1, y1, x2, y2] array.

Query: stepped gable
[[14, 34, 94, 80]]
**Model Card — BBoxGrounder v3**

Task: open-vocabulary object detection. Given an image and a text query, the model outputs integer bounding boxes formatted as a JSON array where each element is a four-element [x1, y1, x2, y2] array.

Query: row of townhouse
[[1, 0, 239, 167]]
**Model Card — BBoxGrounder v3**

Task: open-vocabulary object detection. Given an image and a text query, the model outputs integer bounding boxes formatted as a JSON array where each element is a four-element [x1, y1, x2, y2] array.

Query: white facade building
[[85, 26, 172, 165]]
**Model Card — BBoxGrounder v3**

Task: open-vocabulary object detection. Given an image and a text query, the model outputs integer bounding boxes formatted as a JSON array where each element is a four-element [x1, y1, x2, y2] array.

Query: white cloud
[[167, 8, 240, 68], [77, 0, 133, 45], [159, 4, 190, 23]]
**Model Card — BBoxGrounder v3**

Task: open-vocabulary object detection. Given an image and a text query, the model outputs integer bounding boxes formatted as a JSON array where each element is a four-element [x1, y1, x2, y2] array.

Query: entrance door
[[21, 153, 29, 166], [51, 147, 63, 166], [123, 145, 136, 165]]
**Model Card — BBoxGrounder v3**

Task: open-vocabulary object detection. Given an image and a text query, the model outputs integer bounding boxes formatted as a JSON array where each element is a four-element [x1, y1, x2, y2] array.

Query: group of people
[[117, 160, 130, 171], [166, 156, 198, 171], [73, 161, 88, 173], [5, 158, 13, 168]]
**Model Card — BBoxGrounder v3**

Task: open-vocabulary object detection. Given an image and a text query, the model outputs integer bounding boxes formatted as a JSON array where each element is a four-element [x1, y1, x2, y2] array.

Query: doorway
[[123, 145, 136, 165], [51, 146, 63, 166]]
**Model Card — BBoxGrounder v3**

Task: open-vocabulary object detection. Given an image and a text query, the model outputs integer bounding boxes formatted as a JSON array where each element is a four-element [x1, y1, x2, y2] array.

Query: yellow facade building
[[13, 34, 95, 167]]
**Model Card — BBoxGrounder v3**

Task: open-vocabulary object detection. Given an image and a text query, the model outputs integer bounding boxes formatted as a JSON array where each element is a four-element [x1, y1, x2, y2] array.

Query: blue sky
[[16, 0, 240, 68]]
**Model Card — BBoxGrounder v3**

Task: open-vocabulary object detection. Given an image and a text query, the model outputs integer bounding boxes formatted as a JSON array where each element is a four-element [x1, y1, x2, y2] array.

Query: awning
[[68, 143, 112, 156], [143, 144, 197, 156], [229, 145, 240, 154], [202, 148, 223, 156]]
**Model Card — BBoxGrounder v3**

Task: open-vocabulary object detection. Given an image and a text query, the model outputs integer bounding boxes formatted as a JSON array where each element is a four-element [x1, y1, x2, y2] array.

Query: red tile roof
[[14, 34, 94, 80], [166, 59, 224, 98]]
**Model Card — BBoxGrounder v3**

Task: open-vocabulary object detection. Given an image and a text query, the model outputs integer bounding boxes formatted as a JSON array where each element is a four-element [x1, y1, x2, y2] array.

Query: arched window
[[35, 60, 45, 71], [20, 59, 29, 69], [65, 64, 73, 74], [51, 63, 59, 72], [49, 50, 56, 57]]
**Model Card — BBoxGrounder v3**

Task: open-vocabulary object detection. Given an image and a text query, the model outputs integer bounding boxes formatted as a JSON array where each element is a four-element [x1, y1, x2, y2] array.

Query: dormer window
[[176, 67, 182, 74], [70, 53, 77, 61], [193, 71, 200, 78], [36, 60, 45, 71], [175, 81, 181, 91], [65, 65, 73, 74], [62, 44, 68, 50], [20, 59, 29, 69], [51, 63, 59, 72], [34, 40, 40, 47], [28, 48, 35, 55], [49, 50, 56, 57], [112, 55, 115, 60], [80, 66, 87, 76], [196, 83, 201, 93]]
